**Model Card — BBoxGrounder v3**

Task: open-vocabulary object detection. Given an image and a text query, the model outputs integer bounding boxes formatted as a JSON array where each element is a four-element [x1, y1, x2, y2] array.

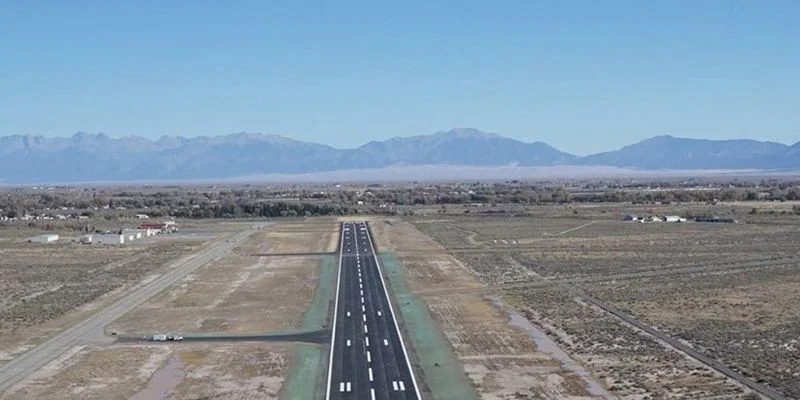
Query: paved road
[[116, 329, 330, 344], [326, 222, 421, 400], [0, 229, 255, 393]]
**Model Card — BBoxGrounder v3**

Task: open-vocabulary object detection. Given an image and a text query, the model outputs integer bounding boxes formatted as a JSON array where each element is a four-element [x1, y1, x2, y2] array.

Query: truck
[[152, 334, 167, 341]]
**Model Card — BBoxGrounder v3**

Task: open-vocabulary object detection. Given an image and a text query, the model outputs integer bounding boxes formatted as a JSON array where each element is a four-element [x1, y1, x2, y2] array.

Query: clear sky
[[1, 1, 799, 155]]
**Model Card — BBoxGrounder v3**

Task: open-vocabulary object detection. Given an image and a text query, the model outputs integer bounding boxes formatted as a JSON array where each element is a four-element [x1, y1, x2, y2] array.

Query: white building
[[123, 229, 144, 240], [28, 234, 59, 243]]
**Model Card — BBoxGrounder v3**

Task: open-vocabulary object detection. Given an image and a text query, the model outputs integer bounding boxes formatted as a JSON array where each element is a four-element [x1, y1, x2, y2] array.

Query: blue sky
[[1, 1, 798, 155]]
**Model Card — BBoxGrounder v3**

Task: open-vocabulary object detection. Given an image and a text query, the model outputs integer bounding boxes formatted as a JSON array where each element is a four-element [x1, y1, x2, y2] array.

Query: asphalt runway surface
[[326, 222, 421, 400]]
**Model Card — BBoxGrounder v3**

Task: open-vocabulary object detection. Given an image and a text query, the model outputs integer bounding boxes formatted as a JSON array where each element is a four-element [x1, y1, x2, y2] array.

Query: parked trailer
[[152, 334, 167, 341]]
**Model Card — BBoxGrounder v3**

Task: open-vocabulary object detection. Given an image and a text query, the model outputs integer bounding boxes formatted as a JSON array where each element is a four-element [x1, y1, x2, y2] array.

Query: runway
[[326, 222, 421, 400]]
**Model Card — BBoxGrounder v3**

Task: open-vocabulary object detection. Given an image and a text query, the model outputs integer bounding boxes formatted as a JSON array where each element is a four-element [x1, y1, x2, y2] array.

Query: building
[[138, 221, 177, 233], [27, 234, 59, 243], [123, 229, 143, 240]]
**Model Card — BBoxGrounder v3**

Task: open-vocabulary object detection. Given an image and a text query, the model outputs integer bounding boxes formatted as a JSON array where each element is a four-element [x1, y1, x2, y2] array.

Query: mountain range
[[1, 128, 799, 184]]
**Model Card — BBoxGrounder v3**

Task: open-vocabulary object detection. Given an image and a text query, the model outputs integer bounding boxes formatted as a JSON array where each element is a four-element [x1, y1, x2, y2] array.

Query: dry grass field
[[109, 221, 338, 336], [2, 342, 291, 400], [2, 219, 337, 399], [410, 203, 800, 398], [0, 237, 202, 366], [371, 219, 613, 399]]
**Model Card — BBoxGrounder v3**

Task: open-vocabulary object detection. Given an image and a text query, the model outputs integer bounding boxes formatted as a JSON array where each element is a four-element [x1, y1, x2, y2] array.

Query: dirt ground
[[247, 220, 339, 254], [409, 204, 800, 398], [109, 223, 339, 335], [0, 237, 204, 366], [371, 219, 612, 399], [2, 342, 292, 400], [4, 220, 339, 399]]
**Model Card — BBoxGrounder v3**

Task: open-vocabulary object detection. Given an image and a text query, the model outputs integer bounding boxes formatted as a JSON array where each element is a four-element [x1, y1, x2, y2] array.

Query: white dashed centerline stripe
[[366, 350, 371, 363], [346, 340, 351, 347], [368, 367, 373, 381], [383, 339, 389, 346], [362, 314, 366, 322], [346, 311, 350, 317], [377, 311, 382, 317], [361, 305, 365, 312], [365, 337, 370, 347], [364, 324, 368, 333], [361, 297, 364, 304], [370, 388, 376, 400]]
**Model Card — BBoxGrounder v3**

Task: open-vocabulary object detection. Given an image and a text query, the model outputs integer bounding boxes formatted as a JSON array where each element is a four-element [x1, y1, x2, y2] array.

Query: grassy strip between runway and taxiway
[[300, 255, 338, 331], [280, 344, 326, 400], [282, 254, 337, 400], [379, 252, 478, 400]]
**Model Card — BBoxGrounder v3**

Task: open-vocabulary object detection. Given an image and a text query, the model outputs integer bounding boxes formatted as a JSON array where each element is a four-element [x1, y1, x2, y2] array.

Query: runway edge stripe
[[324, 222, 346, 400]]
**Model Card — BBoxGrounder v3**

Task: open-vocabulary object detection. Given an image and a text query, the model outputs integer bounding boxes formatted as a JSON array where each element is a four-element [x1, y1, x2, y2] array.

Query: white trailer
[[27, 234, 59, 243]]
